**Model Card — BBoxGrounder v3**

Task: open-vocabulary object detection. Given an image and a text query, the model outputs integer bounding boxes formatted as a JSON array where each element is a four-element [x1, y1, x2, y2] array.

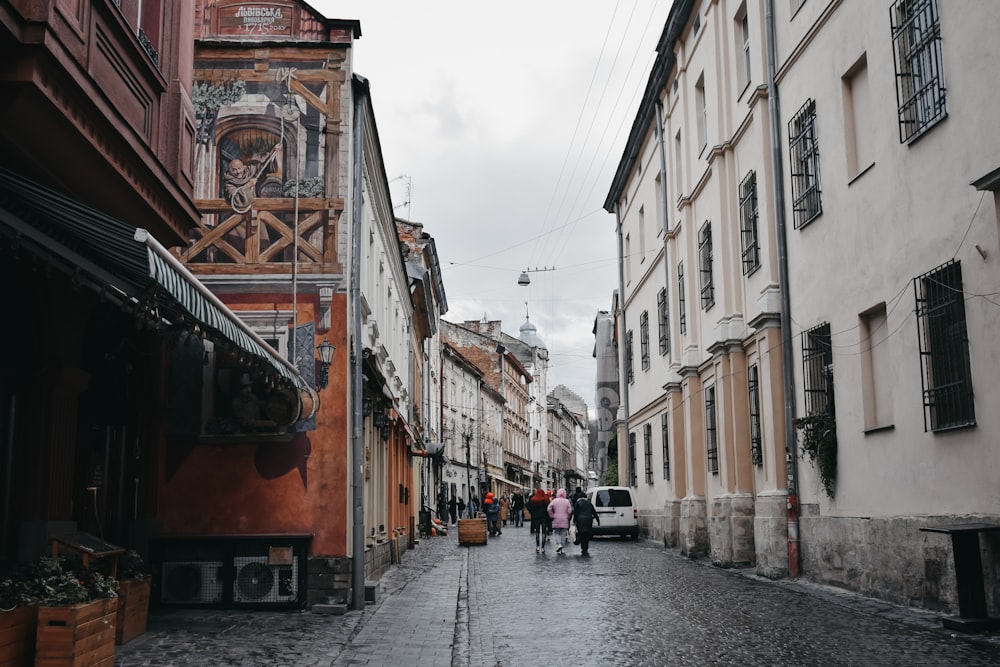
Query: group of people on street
[[527, 486, 600, 555], [441, 486, 599, 554]]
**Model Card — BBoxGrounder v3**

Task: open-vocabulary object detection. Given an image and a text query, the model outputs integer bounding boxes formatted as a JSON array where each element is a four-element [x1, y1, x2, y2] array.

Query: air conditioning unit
[[161, 561, 223, 604], [233, 556, 299, 604]]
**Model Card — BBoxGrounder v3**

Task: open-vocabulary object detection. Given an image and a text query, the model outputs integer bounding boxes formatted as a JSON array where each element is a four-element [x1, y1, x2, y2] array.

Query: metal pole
[[614, 203, 631, 486], [1, 395, 15, 561], [765, 0, 801, 577], [350, 77, 367, 609]]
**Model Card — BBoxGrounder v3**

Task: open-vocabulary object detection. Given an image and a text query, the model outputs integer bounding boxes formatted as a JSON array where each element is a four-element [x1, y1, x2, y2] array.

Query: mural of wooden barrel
[[297, 386, 318, 421], [266, 388, 299, 425], [265, 386, 319, 426]]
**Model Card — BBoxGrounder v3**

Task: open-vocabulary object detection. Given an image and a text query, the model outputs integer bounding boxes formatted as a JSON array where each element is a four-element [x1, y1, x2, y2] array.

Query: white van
[[586, 486, 639, 540]]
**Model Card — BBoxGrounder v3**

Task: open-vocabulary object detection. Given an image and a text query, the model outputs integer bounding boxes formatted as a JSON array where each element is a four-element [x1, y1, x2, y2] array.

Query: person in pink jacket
[[547, 488, 574, 554]]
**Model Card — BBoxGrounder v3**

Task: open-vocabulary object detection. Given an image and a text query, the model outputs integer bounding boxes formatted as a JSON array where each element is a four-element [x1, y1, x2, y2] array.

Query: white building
[[605, 0, 1000, 617]]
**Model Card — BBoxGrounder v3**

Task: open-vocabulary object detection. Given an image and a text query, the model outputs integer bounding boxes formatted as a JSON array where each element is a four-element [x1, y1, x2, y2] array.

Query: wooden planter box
[[458, 518, 488, 546], [0, 605, 37, 667], [115, 578, 150, 645], [35, 598, 116, 667]]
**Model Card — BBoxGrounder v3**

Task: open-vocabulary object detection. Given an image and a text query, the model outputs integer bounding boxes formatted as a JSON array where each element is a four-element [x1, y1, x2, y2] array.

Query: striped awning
[[0, 167, 307, 390]]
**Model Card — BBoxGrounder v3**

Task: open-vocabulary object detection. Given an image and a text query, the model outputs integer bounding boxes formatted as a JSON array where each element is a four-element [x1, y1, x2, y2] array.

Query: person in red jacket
[[527, 488, 551, 553]]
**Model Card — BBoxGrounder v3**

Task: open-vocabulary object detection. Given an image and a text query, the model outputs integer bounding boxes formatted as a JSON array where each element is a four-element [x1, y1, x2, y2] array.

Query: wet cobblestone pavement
[[117, 524, 1000, 666]]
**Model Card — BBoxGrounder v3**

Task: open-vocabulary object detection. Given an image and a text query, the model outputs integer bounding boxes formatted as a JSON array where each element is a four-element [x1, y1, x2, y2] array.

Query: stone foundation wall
[[798, 511, 1000, 616], [679, 497, 708, 558], [708, 494, 756, 567], [753, 492, 789, 579], [306, 534, 409, 608], [306, 555, 352, 607]]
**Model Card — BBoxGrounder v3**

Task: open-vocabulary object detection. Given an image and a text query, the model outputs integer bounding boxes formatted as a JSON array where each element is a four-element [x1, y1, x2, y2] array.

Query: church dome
[[519, 317, 546, 349]]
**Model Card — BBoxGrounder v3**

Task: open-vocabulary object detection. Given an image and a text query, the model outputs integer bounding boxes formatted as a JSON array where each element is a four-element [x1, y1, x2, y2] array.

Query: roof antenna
[[525, 301, 529, 319]]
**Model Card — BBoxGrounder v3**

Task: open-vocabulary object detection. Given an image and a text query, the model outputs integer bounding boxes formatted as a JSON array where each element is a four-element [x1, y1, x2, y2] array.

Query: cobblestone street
[[117, 525, 1000, 666]]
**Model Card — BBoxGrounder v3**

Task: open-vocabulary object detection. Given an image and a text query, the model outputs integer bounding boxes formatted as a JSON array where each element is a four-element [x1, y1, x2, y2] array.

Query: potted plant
[[114, 550, 151, 645], [31, 556, 119, 667], [0, 563, 41, 667]]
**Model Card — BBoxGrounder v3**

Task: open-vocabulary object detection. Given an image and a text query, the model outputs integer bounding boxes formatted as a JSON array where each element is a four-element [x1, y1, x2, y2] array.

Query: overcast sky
[[315, 1, 673, 409]]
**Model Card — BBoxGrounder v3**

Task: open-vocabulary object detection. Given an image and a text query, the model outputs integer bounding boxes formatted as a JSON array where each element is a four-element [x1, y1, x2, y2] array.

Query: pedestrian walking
[[527, 487, 550, 552], [448, 495, 458, 525], [572, 493, 600, 556], [547, 488, 573, 554], [571, 486, 586, 503], [484, 492, 502, 536], [469, 496, 479, 518], [457, 497, 466, 520], [511, 490, 524, 527], [510, 491, 524, 528], [499, 495, 509, 526]]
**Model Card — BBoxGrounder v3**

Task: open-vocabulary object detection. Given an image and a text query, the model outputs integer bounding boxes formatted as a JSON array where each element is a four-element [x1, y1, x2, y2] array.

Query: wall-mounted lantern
[[316, 338, 336, 389]]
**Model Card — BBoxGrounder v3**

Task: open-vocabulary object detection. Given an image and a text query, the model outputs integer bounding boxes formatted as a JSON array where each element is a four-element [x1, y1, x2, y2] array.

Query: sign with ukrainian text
[[219, 4, 294, 37]]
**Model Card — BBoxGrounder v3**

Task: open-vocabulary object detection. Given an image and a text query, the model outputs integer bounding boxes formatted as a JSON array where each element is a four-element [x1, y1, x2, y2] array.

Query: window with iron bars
[[748, 364, 763, 467], [914, 260, 974, 431], [705, 385, 719, 474], [739, 171, 760, 274], [644, 423, 653, 484], [661, 412, 670, 480], [699, 222, 715, 309], [657, 288, 670, 356], [626, 330, 635, 384], [891, 0, 946, 143], [789, 99, 822, 228], [640, 311, 650, 370], [802, 323, 835, 419], [678, 261, 687, 334], [628, 431, 638, 486]]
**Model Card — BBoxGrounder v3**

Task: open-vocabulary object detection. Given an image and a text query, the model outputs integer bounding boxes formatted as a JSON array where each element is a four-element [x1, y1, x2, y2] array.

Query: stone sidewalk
[[116, 532, 467, 666]]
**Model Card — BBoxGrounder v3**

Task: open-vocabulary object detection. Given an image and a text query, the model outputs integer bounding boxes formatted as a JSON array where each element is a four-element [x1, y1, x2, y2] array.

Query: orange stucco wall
[[158, 292, 350, 557]]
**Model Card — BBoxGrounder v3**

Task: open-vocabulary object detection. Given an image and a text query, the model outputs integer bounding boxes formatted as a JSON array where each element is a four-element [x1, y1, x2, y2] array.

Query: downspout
[[765, 0, 801, 577], [613, 202, 631, 486], [1, 396, 15, 560], [655, 96, 672, 351], [350, 77, 367, 609]]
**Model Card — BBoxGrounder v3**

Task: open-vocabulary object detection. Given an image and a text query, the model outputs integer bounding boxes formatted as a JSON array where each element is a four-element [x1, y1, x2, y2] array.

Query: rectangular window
[[843, 56, 874, 179], [789, 99, 822, 228], [657, 288, 670, 355], [678, 261, 687, 335], [626, 330, 635, 384], [739, 171, 760, 274], [705, 385, 719, 474], [699, 222, 714, 309], [860, 304, 893, 430], [696, 74, 707, 153], [628, 431, 637, 486], [914, 260, 975, 430], [674, 131, 683, 200], [737, 7, 751, 89], [644, 423, 653, 484], [802, 323, 835, 418], [640, 311, 650, 370], [891, 0, 946, 143], [661, 412, 670, 480], [748, 364, 763, 466]]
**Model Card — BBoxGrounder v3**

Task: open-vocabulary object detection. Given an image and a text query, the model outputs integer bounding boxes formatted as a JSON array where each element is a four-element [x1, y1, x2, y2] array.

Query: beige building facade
[[607, 0, 1000, 617]]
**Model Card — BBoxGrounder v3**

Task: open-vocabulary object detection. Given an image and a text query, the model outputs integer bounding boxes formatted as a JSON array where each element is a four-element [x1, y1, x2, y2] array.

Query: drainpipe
[[350, 76, 367, 609], [613, 202, 631, 486], [655, 96, 672, 354], [1, 395, 15, 560], [765, 0, 801, 578]]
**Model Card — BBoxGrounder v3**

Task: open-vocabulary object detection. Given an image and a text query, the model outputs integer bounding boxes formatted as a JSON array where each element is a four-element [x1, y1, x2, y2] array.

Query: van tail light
[[633, 508, 638, 520]]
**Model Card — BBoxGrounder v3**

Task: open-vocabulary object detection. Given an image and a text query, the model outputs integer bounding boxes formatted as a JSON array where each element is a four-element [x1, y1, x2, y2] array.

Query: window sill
[[848, 161, 876, 186], [863, 424, 895, 436]]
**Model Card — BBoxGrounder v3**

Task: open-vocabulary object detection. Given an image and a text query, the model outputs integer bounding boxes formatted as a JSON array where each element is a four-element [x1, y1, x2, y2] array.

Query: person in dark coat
[[483, 492, 502, 536], [457, 497, 466, 519], [571, 486, 586, 503], [511, 491, 525, 527], [572, 493, 601, 555], [448, 496, 458, 524], [526, 488, 551, 552]]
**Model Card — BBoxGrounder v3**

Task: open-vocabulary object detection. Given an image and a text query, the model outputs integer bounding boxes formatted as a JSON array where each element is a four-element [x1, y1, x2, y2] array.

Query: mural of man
[[223, 144, 279, 213]]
